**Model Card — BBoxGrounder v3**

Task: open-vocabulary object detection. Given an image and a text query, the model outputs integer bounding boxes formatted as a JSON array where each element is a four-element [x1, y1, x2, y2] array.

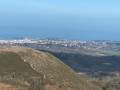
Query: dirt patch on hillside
[[0, 83, 23, 90]]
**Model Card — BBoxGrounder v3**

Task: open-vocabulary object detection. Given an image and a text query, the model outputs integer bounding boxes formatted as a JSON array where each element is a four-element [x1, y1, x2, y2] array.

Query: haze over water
[[0, 0, 120, 41]]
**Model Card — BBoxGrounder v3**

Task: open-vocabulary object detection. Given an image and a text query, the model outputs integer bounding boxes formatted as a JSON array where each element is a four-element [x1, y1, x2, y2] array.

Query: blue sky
[[0, 0, 120, 40]]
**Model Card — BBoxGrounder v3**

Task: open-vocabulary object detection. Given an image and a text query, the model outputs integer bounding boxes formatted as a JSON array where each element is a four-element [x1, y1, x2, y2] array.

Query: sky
[[0, 0, 120, 40]]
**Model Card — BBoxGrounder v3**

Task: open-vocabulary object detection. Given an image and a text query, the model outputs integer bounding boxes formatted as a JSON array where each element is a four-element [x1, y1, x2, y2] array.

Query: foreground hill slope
[[0, 46, 101, 90]]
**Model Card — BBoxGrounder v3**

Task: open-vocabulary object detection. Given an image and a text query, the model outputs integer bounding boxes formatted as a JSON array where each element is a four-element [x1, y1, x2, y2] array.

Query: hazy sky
[[0, 0, 120, 40]]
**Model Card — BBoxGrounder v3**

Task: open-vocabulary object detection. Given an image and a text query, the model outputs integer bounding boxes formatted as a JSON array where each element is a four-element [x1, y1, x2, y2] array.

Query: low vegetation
[[44, 51, 120, 72]]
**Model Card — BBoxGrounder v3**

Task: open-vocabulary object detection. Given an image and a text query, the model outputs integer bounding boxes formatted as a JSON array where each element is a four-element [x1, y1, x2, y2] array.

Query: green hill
[[0, 46, 101, 90]]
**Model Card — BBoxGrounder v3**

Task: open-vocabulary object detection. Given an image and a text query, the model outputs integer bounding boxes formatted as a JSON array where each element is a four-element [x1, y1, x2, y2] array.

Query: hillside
[[0, 46, 101, 90]]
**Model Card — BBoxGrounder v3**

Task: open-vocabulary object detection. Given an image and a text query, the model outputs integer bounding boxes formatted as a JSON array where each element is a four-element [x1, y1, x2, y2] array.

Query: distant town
[[0, 38, 120, 51]]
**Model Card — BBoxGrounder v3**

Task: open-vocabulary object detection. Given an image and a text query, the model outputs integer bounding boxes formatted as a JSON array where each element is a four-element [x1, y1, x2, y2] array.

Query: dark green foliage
[[42, 51, 120, 72], [102, 87, 106, 90]]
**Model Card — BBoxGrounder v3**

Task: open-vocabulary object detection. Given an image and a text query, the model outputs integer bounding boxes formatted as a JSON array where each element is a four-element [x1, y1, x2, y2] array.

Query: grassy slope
[[0, 46, 102, 90]]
